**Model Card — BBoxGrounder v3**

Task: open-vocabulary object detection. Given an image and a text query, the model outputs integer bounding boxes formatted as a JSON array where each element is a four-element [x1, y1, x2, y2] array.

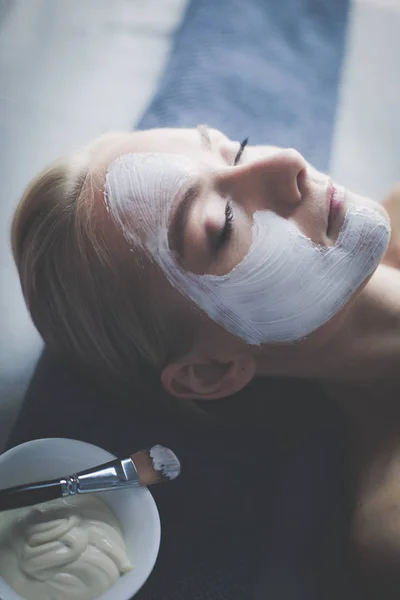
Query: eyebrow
[[169, 182, 201, 259], [168, 126, 211, 258]]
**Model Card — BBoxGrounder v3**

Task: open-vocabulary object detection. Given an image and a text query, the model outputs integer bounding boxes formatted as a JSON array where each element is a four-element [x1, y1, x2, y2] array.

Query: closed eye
[[214, 137, 248, 252], [216, 201, 234, 250]]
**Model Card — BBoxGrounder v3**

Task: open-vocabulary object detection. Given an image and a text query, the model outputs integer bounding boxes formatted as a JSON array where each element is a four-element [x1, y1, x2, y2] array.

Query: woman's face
[[96, 127, 390, 348]]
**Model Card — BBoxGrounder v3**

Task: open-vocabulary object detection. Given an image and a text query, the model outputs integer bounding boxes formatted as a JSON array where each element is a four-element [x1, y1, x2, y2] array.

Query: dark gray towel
[[138, 0, 350, 172], [8, 351, 352, 600]]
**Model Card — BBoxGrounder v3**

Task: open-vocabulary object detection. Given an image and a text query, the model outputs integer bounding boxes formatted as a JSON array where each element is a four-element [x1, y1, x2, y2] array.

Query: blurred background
[[0, 0, 399, 449]]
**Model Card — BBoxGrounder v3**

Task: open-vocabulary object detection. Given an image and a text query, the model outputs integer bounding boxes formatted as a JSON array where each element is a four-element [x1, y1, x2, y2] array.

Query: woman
[[12, 126, 400, 595]]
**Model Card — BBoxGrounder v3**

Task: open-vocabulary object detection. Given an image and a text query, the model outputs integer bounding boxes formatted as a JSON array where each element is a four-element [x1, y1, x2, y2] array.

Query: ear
[[161, 354, 255, 400]]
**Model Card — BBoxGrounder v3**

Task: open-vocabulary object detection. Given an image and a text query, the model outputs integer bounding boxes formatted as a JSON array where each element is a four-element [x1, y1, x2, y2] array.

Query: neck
[[256, 264, 400, 383]]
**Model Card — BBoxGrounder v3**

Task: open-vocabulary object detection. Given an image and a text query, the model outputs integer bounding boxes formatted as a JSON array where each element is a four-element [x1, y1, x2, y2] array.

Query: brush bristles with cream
[[131, 445, 181, 486]]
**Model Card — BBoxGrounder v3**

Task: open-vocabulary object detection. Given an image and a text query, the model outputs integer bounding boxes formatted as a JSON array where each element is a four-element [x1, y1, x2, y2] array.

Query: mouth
[[326, 181, 345, 239]]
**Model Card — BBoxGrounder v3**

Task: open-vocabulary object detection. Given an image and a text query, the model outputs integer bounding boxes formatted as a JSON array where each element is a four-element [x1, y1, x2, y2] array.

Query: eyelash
[[216, 202, 234, 250], [234, 137, 249, 165], [216, 138, 248, 251]]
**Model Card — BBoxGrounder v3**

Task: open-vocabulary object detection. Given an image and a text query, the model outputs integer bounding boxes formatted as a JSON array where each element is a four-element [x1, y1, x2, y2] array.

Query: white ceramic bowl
[[0, 438, 161, 600]]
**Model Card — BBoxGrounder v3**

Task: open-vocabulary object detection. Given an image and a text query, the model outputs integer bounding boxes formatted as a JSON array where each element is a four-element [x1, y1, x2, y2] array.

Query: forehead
[[91, 130, 210, 319], [95, 127, 219, 169], [93, 129, 204, 252]]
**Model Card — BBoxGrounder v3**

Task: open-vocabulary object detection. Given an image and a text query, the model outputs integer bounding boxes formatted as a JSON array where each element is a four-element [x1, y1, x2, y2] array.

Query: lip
[[326, 181, 345, 238]]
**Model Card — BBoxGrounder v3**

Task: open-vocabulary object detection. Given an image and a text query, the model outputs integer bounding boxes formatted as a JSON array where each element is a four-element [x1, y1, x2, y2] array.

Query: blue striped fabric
[[138, 0, 350, 172]]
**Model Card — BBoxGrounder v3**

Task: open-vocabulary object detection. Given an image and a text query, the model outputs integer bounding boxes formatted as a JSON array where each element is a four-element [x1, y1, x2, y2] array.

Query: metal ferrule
[[60, 458, 139, 497]]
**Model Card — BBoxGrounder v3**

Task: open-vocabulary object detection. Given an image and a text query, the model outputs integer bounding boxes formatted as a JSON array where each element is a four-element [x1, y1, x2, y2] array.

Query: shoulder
[[382, 183, 400, 269]]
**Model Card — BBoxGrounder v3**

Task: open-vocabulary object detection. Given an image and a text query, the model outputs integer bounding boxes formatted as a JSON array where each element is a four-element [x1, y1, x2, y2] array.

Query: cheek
[[249, 145, 282, 159], [347, 189, 389, 220]]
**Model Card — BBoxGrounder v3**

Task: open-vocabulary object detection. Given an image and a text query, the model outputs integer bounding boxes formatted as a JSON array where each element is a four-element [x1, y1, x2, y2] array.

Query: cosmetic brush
[[0, 444, 180, 512]]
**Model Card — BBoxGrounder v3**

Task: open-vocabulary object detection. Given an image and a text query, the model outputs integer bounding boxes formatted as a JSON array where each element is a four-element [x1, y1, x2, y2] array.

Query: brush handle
[[62, 458, 139, 495], [0, 458, 140, 512], [0, 480, 62, 511]]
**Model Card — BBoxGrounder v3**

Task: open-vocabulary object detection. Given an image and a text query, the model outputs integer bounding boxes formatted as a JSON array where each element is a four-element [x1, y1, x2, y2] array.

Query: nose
[[216, 148, 307, 218]]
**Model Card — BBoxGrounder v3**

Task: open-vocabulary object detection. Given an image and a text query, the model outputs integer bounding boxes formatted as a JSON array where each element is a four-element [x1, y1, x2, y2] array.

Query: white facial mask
[[104, 153, 390, 344]]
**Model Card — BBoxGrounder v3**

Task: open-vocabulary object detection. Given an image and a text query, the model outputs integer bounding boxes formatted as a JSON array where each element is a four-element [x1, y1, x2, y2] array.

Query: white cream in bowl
[[0, 495, 132, 600]]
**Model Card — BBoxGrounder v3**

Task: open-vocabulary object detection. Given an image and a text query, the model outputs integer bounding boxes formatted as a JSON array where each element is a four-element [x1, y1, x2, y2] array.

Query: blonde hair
[[11, 135, 192, 395]]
